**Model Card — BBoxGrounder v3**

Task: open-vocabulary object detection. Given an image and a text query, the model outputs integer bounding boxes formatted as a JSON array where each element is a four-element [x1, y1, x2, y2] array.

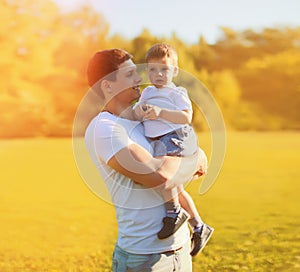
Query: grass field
[[0, 132, 299, 271]]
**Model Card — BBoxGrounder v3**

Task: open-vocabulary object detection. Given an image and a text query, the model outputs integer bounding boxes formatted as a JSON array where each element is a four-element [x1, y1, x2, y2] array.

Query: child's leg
[[157, 186, 189, 239], [161, 187, 181, 219], [178, 185, 203, 231]]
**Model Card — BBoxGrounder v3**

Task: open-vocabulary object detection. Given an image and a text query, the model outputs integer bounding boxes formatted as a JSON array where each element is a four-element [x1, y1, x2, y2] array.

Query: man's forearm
[[161, 148, 207, 189], [108, 144, 207, 189]]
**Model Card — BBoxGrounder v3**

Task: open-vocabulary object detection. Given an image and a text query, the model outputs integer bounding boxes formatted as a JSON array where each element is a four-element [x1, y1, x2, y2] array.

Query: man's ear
[[100, 79, 112, 93]]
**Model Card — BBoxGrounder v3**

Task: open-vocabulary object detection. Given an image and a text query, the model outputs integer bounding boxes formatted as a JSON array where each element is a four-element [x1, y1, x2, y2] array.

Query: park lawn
[[0, 132, 299, 272]]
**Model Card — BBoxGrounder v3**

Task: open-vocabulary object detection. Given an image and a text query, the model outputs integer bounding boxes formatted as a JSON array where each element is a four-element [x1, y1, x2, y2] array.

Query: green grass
[[0, 132, 299, 271]]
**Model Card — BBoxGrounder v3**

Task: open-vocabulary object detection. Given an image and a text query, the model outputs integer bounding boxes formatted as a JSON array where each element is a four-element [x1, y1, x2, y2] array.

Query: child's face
[[146, 57, 178, 88]]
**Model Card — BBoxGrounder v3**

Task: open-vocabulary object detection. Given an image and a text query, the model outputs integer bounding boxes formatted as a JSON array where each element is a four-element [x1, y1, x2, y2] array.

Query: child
[[134, 43, 214, 256]]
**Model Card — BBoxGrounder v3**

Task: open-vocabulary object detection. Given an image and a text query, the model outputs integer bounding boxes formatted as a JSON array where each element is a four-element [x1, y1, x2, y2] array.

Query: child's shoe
[[157, 208, 189, 239], [190, 224, 214, 256]]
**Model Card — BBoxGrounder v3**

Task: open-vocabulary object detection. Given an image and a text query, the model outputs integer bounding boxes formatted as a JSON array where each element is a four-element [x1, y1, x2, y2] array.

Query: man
[[85, 49, 207, 271]]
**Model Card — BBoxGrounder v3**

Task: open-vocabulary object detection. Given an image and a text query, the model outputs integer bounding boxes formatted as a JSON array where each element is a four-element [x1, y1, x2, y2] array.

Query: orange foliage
[[0, 0, 299, 137]]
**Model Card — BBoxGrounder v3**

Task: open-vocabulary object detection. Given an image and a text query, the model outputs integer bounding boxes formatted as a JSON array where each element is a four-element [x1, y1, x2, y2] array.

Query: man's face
[[146, 57, 178, 88], [109, 59, 141, 103]]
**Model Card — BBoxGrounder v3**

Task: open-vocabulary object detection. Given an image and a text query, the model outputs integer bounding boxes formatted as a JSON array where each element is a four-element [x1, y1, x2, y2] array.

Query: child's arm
[[143, 104, 192, 124]]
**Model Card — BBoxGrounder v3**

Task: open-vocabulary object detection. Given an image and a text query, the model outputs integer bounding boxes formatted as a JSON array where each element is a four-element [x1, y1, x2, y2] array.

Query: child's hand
[[143, 104, 162, 120]]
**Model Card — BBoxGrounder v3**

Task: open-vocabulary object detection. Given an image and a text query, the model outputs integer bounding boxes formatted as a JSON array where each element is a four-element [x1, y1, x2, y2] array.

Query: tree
[[131, 29, 159, 63], [237, 49, 300, 129], [0, 1, 110, 137], [0, 0, 60, 137]]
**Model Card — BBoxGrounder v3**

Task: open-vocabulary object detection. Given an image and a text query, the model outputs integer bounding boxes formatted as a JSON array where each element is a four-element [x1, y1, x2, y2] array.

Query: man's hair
[[87, 49, 132, 96], [145, 43, 178, 66]]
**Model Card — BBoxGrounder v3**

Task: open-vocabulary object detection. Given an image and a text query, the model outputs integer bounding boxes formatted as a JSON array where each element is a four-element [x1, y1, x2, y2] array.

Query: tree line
[[0, 0, 299, 137]]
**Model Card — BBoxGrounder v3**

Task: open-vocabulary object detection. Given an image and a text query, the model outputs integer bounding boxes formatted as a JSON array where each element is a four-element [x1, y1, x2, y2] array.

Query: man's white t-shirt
[[135, 83, 193, 138], [85, 112, 190, 254]]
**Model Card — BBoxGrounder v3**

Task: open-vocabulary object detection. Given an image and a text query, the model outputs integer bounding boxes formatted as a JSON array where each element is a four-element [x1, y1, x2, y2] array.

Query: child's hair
[[145, 43, 178, 66]]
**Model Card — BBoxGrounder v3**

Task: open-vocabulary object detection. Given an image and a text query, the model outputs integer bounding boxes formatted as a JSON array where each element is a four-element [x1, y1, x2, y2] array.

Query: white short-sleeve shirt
[[84, 112, 189, 254]]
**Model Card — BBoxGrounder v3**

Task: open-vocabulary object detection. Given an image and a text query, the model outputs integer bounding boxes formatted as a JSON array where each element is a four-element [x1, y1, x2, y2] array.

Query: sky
[[53, 0, 300, 44]]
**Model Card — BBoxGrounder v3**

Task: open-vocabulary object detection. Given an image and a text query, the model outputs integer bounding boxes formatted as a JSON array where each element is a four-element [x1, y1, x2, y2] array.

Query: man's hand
[[192, 148, 208, 180], [133, 104, 145, 121]]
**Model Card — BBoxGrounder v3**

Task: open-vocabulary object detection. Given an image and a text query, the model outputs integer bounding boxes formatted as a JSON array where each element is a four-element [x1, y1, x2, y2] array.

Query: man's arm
[[107, 143, 207, 189]]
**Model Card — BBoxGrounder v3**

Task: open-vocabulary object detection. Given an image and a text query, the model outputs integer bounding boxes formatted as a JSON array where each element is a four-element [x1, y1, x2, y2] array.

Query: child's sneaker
[[157, 208, 189, 239], [190, 224, 214, 256]]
